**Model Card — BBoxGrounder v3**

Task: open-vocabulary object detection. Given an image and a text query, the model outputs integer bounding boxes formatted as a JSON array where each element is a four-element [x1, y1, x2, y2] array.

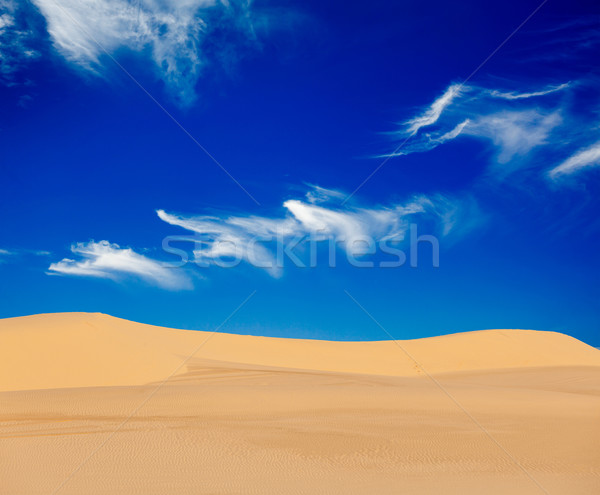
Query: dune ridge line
[[1, 312, 598, 392]]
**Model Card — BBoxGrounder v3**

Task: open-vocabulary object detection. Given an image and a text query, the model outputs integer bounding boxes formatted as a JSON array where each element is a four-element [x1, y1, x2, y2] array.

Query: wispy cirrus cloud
[[486, 82, 570, 100], [0, 248, 51, 264], [158, 185, 475, 275], [548, 141, 600, 180], [157, 208, 294, 277], [385, 81, 569, 165], [464, 109, 562, 166], [404, 83, 465, 136], [0, 248, 13, 263], [48, 240, 193, 290], [395, 82, 568, 142], [0, 0, 43, 86], [381, 79, 600, 186], [304, 184, 346, 204], [4, 0, 263, 106]]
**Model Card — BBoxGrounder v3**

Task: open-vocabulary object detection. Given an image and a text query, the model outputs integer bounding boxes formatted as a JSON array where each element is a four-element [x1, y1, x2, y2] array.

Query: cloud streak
[[548, 141, 600, 179], [487, 82, 571, 100], [26, 0, 257, 106], [393, 82, 568, 152], [464, 109, 562, 165], [0, 248, 13, 263], [404, 84, 464, 136], [48, 240, 192, 290], [158, 186, 472, 274], [0, 0, 43, 85], [0, 248, 51, 264], [383, 80, 593, 181]]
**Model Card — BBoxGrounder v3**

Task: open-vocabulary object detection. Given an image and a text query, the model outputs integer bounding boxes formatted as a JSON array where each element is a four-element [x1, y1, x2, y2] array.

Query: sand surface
[[1, 313, 599, 494]]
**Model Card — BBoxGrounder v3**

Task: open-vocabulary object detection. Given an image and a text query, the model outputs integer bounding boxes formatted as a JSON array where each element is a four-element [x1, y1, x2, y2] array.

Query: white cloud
[[0, 248, 13, 263], [305, 184, 346, 204], [30, 0, 255, 105], [0, 1, 41, 84], [404, 83, 464, 136], [158, 186, 468, 274], [0, 248, 51, 264], [157, 209, 289, 277], [548, 141, 600, 179], [386, 81, 571, 174], [282, 199, 425, 250], [463, 110, 562, 164], [0, 13, 13, 31], [48, 240, 192, 290], [487, 82, 570, 100], [385, 119, 470, 157]]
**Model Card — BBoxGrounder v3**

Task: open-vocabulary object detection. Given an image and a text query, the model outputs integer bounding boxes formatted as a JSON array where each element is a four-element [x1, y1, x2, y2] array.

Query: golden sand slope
[[0, 312, 599, 391], [1, 313, 599, 495]]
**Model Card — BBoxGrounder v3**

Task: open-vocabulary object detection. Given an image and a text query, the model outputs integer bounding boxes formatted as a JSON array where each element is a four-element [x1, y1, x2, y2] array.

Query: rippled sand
[[1, 313, 599, 494]]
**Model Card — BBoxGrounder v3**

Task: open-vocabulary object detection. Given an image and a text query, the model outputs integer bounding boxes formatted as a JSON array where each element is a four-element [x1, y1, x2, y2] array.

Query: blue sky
[[1, 0, 599, 344]]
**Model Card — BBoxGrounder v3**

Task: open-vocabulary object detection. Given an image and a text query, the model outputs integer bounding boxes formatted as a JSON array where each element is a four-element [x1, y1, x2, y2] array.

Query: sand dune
[[0, 312, 599, 391], [1, 313, 599, 494]]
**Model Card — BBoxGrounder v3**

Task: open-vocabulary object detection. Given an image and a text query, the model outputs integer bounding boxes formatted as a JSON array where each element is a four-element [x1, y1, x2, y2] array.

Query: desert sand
[[1, 313, 599, 494]]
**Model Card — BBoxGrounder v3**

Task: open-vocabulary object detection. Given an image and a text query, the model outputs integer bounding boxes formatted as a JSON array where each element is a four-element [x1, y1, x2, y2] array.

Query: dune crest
[[1, 312, 598, 392]]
